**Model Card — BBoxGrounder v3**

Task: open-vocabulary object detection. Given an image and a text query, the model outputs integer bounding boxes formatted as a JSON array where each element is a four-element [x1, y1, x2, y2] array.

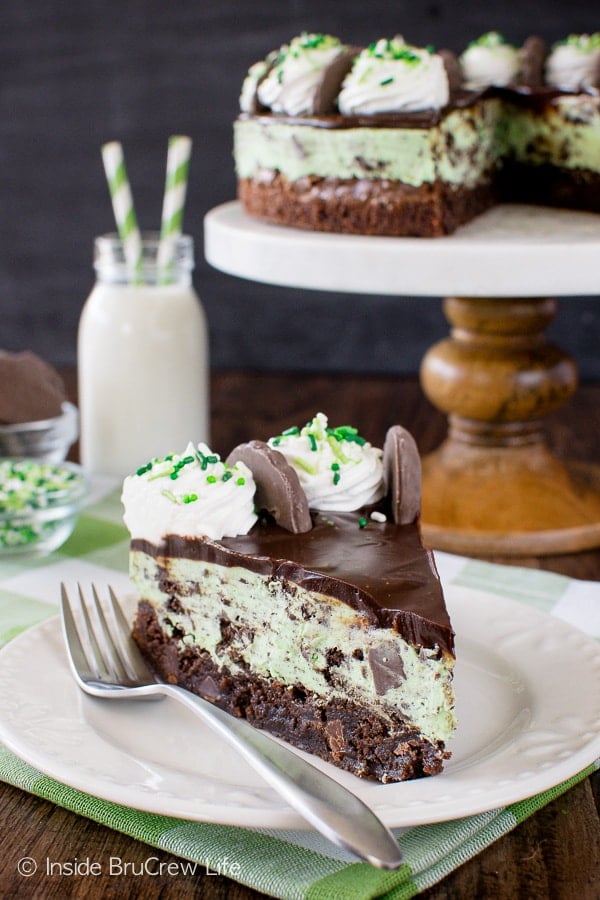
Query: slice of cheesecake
[[123, 415, 456, 783]]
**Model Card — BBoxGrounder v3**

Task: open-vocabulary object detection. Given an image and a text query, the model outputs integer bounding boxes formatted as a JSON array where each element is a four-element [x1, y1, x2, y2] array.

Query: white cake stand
[[204, 201, 600, 556]]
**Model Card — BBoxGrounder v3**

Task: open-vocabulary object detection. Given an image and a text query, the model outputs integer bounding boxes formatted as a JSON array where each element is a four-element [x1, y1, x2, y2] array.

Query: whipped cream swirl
[[459, 32, 521, 90], [240, 57, 274, 113], [122, 442, 257, 543], [267, 413, 384, 512], [257, 33, 348, 116], [545, 33, 600, 92], [337, 38, 449, 114]]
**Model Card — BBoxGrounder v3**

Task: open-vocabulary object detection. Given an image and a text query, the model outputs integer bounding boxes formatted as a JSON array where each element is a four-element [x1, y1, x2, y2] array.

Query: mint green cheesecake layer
[[235, 95, 600, 185], [131, 551, 456, 745], [498, 98, 600, 171], [234, 100, 502, 188]]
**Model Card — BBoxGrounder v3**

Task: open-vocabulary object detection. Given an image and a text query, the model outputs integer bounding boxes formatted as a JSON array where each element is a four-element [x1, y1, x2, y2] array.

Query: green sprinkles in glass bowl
[[0, 459, 88, 556]]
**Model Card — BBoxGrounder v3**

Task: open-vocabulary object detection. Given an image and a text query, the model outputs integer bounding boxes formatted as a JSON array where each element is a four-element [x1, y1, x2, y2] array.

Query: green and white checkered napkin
[[0, 480, 598, 899]]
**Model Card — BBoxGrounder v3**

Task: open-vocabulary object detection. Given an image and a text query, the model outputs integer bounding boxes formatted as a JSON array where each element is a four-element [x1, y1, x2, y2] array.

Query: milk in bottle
[[78, 233, 209, 476]]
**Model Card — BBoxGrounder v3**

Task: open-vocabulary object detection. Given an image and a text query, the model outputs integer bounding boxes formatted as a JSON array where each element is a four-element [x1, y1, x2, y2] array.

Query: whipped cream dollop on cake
[[254, 32, 352, 116], [121, 443, 257, 542], [267, 412, 384, 511], [545, 33, 600, 92], [337, 37, 449, 114], [239, 54, 278, 114], [459, 31, 521, 90]]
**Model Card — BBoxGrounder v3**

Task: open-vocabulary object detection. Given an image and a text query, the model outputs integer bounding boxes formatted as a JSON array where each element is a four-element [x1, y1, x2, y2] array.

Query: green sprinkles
[[0, 460, 81, 514], [326, 425, 366, 446], [0, 459, 86, 549], [358, 516, 368, 529], [169, 454, 200, 480], [293, 457, 318, 475], [298, 32, 339, 50], [559, 32, 600, 50], [326, 434, 351, 464], [271, 415, 374, 489], [365, 39, 421, 64], [283, 32, 342, 60], [467, 31, 509, 50], [134, 445, 251, 505], [272, 418, 368, 450]]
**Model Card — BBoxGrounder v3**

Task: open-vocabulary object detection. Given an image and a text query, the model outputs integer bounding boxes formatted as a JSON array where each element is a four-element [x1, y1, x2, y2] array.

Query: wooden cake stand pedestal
[[204, 201, 600, 556]]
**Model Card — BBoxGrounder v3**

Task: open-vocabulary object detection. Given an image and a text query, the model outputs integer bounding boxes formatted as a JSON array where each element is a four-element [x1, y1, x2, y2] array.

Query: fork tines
[[61, 583, 142, 687]]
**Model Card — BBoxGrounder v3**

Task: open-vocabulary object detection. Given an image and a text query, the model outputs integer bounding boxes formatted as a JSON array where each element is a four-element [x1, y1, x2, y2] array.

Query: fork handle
[[160, 683, 403, 870]]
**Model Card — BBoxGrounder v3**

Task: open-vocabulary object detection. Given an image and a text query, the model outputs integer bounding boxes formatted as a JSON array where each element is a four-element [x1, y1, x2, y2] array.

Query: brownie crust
[[238, 173, 498, 237], [499, 163, 600, 212], [134, 601, 449, 783]]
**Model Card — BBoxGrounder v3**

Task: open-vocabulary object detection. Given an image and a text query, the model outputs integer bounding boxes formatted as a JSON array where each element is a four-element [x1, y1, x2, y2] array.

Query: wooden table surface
[[1, 369, 598, 899]]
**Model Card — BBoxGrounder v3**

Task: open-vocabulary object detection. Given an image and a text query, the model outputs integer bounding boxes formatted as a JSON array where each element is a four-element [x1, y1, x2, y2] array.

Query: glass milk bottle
[[78, 233, 209, 477]]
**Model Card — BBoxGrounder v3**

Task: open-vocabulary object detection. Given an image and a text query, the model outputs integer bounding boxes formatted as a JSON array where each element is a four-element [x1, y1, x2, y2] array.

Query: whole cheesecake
[[234, 31, 600, 236], [123, 414, 456, 783]]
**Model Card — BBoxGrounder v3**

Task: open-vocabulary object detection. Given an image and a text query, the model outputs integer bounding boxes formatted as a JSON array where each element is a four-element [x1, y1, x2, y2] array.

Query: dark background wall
[[2, 1, 599, 379]]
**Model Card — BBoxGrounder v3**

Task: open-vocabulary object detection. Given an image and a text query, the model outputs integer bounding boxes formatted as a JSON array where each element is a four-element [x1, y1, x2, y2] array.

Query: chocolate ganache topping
[[132, 510, 454, 656]]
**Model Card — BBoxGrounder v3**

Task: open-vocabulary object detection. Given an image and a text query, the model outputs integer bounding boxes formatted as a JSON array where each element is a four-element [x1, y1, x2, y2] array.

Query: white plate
[[0, 585, 599, 829]]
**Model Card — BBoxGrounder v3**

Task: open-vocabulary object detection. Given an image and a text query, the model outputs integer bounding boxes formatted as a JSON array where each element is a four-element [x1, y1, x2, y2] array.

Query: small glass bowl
[[0, 459, 89, 558], [0, 401, 79, 462]]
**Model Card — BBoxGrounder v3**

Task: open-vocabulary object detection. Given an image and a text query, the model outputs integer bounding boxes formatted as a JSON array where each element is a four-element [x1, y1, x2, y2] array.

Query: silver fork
[[60, 583, 403, 870]]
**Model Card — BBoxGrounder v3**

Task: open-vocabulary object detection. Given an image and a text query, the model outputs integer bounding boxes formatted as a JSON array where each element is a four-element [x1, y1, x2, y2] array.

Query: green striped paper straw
[[101, 140, 143, 276], [157, 135, 192, 275]]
